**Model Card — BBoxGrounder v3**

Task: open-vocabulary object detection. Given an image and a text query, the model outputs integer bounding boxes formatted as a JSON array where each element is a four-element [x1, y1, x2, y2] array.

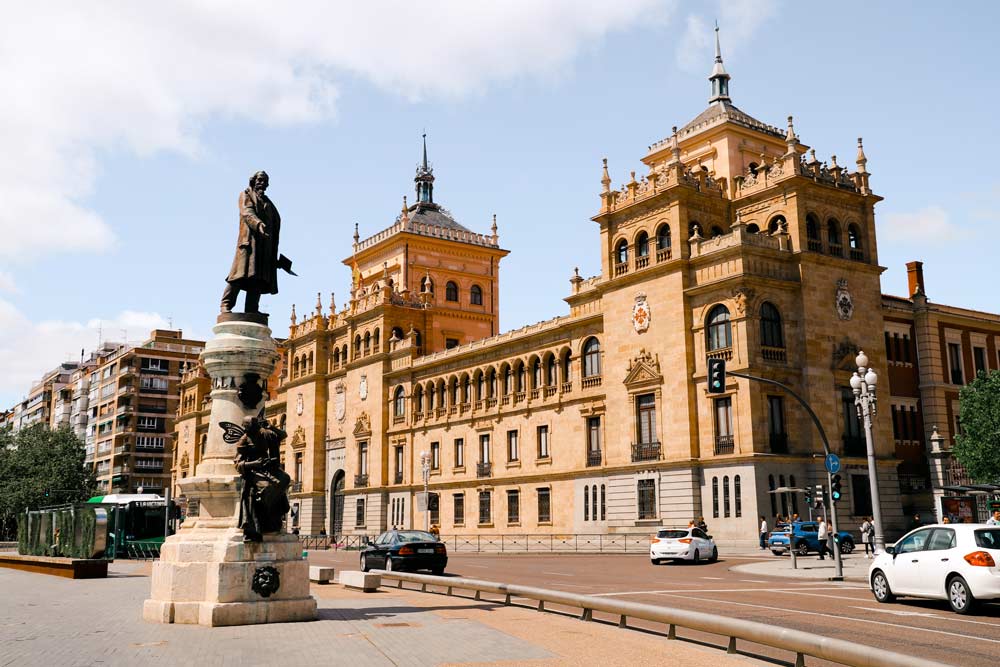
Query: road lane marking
[[649, 593, 1000, 645], [852, 606, 1000, 627], [700, 576, 724, 580], [738, 579, 768, 583], [542, 572, 574, 577]]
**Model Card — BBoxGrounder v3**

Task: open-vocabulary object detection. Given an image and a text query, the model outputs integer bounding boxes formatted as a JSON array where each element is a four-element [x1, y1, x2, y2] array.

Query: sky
[[2, 1, 998, 407]]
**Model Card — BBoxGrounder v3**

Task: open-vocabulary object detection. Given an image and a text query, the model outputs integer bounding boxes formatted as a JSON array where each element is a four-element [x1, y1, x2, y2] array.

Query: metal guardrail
[[124, 542, 162, 560], [298, 534, 377, 551], [374, 571, 953, 667], [439, 533, 653, 553]]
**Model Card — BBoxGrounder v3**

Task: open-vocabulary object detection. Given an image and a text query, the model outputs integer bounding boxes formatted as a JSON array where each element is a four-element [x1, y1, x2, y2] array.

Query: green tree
[[953, 370, 1000, 484], [0, 425, 96, 539]]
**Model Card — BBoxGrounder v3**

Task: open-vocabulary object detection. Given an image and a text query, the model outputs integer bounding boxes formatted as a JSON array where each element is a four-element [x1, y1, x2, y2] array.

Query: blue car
[[768, 521, 855, 556]]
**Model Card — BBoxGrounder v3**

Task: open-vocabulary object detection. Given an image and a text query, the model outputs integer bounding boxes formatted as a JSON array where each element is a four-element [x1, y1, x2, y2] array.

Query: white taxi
[[869, 523, 1000, 614], [650, 527, 718, 564]]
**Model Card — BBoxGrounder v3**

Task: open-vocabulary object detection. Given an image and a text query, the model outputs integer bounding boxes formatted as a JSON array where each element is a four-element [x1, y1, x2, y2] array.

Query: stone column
[[144, 314, 317, 626]]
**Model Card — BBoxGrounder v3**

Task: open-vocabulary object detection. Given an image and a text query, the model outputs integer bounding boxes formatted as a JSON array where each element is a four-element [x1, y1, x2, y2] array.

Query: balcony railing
[[561, 382, 572, 394], [543, 386, 557, 398], [828, 243, 843, 257], [714, 435, 735, 455], [476, 461, 492, 478], [849, 248, 864, 261], [807, 238, 823, 252], [614, 262, 629, 276], [635, 255, 650, 269], [486, 398, 497, 408], [394, 471, 403, 484], [354, 473, 369, 487], [769, 432, 789, 454], [761, 346, 786, 363], [706, 348, 733, 361], [581, 376, 602, 389], [586, 450, 602, 467], [843, 435, 866, 457], [631, 442, 660, 462], [656, 247, 672, 262]]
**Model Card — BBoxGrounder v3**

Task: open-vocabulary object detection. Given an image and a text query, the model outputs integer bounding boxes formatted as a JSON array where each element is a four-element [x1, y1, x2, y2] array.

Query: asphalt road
[[309, 548, 1000, 667]]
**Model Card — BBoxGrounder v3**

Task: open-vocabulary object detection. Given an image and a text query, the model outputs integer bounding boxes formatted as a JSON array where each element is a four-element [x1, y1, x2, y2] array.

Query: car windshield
[[395, 530, 438, 543], [974, 529, 1000, 550], [657, 530, 689, 539]]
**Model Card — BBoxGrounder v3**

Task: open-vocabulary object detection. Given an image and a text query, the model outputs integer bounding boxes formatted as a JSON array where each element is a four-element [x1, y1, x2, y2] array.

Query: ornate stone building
[[171, 32, 1000, 544]]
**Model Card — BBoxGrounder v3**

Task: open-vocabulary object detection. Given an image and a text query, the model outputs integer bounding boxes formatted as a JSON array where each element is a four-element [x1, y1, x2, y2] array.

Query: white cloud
[[880, 206, 968, 244], [0, 298, 191, 406], [676, 0, 779, 72], [0, 0, 666, 263], [0, 272, 17, 294]]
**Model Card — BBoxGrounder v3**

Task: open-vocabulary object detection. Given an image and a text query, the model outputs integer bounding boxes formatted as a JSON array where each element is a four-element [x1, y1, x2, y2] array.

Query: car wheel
[[795, 541, 809, 556], [771, 550, 784, 557], [384, 557, 394, 572], [431, 567, 444, 576], [360, 554, 369, 573], [948, 576, 977, 615], [651, 558, 661, 566], [692, 549, 701, 564], [840, 538, 855, 555], [709, 547, 718, 563], [871, 570, 895, 603]]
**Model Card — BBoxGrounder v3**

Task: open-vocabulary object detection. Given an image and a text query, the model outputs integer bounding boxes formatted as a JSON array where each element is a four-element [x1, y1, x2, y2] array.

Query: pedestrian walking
[[759, 516, 768, 550], [987, 511, 1000, 526], [817, 516, 829, 560], [697, 517, 708, 533], [860, 517, 873, 557], [791, 513, 800, 524]]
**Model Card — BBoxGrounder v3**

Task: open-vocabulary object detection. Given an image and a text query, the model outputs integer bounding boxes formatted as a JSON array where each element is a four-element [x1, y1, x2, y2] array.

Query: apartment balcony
[[631, 441, 660, 462], [113, 445, 129, 455], [136, 465, 164, 473], [586, 450, 602, 467], [614, 262, 629, 277], [769, 432, 789, 454], [635, 255, 650, 269], [706, 348, 733, 362], [581, 376, 602, 389], [656, 247, 672, 262], [761, 346, 787, 363], [476, 462, 492, 478], [714, 435, 735, 455], [354, 473, 369, 487], [119, 366, 137, 378]]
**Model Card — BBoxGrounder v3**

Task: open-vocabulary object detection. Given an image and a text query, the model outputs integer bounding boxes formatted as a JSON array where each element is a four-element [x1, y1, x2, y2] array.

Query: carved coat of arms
[[835, 279, 854, 321], [335, 382, 346, 423], [359, 374, 368, 401], [296, 392, 304, 416], [632, 293, 651, 333]]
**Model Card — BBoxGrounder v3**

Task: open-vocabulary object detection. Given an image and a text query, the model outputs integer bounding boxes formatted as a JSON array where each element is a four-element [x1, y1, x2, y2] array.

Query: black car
[[360, 530, 448, 574]]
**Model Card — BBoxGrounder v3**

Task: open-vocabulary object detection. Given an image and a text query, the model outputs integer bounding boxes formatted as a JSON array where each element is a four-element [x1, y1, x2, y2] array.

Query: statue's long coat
[[226, 188, 280, 294]]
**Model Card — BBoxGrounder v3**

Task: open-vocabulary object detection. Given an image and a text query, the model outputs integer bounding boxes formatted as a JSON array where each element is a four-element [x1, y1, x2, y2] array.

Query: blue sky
[[2, 1, 998, 407]]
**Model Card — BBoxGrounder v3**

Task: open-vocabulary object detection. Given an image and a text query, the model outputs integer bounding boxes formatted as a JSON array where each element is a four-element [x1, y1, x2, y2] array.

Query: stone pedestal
[[144, 316, 316, 626]]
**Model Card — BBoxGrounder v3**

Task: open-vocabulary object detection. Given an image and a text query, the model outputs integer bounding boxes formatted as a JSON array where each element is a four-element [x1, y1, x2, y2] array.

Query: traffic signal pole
[[727, 370, 844, 581]]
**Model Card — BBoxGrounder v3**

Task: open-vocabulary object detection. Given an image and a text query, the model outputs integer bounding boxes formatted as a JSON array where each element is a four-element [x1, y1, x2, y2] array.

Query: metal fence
[[439, 533, 653, 553], [298, 534, 377, 551], [375, 570, 953, 667], [124, 542, 162, 560]]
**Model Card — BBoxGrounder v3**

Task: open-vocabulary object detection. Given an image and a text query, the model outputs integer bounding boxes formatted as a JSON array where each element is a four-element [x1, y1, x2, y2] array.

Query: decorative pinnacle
[[785, 115, 796, 142], [353, 222, 359, 244], [329, 292, 336, 314], [714, 21, 722, 62], [422, 132, 428, 170], [601, 158, 611, 192], [316, 291, 323, 315], [856, 137, 868, 169], [491, 213, 498, 236], [290, 304, 297, 326], [830, 154, 838, 169]]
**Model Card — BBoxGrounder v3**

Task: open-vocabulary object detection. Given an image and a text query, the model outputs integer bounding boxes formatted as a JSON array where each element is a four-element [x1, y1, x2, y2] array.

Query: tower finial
[[290, 304, 297, 327], [353, 222, 359, 244], [415, 133, 435, 204], [422, 131, 428, 170], [600, 158, 611, 192], [708, 23, 731, 103], [856, 137, 868, 172]]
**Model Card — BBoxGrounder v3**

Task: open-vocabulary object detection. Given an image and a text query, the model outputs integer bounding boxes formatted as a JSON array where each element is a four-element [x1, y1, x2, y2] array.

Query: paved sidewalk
[[0, 561, 769, 666], [730, 553, 874, 582]]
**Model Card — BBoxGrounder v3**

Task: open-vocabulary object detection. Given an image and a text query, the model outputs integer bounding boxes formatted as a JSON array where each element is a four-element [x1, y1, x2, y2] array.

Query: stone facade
[[169, 41, 998, 548]]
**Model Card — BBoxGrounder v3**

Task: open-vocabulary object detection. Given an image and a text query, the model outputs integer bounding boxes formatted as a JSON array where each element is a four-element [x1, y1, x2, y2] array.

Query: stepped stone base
[[143, 528, 316, 626]]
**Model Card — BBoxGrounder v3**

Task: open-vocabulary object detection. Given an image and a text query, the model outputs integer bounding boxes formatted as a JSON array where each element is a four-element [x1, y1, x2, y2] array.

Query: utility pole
[[420, 450, 430, 531], [851, 351, 885, 551]]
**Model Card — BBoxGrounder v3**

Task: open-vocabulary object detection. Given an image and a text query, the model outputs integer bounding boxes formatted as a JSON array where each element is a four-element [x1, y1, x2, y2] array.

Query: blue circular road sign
[[825, 453, 841, 474]]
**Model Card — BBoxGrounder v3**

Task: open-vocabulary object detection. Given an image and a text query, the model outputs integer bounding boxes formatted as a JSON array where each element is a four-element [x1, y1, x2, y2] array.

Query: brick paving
[[0, 561, 767, 666]]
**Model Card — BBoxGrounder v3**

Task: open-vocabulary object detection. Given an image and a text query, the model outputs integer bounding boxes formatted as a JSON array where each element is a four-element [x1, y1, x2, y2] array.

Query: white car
[[869, 523, 1000, 614], [650, 527, 717, 564]]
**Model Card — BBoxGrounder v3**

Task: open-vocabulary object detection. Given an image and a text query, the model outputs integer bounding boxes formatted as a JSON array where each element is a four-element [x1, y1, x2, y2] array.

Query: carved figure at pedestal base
[[225, 416, 291, 542]]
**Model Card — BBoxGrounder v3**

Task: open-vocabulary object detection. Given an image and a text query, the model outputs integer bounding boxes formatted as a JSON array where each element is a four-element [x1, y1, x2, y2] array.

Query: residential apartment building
[[79, 330, 204, 495], [5, 362, 80, 432]]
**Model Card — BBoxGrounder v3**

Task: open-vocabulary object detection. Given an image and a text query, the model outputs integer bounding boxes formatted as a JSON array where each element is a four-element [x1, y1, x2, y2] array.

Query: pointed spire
[[290, 304, 297, 327], [600, 158, 611, 192], [353, 222, 359, 244], [784, 115, 798, 156], [415, 133, 435, 204], [422, 132, 428, 171], [329, 292, 336, 314], [670, 126, 681, 164], [316, 291, 323, 316], [401, 195, 410, 223], [708, 22, 731, 103], [856, 137, 868, 172], [491, 213, 498, 236]]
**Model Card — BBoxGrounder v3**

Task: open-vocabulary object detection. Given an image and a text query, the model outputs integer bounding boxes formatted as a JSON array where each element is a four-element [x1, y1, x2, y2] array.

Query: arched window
[[723, 476, 731, 518], [584, 485, 589, 521], [475, 371, 484, 401], [415, 385, 424, 413], [363, 332, 371, 355], [847, 224, 863, 259], [449, 378, 459, 406], [561, 349, 572, 384], [531, 358, 542, 389], [760, 302, 784, 349], [501, 364, 512, 395], [746, 223, 760, 234], [712, 477, 719, 518], [354, 335, 361, 357], [426, 383, 435, 410], [462, 375, 471, 403], [600, 484, 606, 520], [582, 337, 601, 377], [545, 354, 557, 386], [635, 231, 649, 258], [470, 284, 483, 305], [768, 474, 777, 516], [487, 368, 497, 397], [307, 351, 314, 373], [413, 330, 422, 348], [615, 239, 628, 265], [333, 348, 340, 368], [438, 381, 446, 408], [706, 305, 732, 351], [420, 276, 434, 294], [516, 362, 526, 393], [767, 215, 785, 235], [445, 281, 459, 302], [827, 218, 842, 255], [393, 387, 405, 418], [391, 326, 404, 341], [341, 345, 348, 363], [293, 357, 300, 377], [734, 475, 742, 517], [656, 224, 671, 259], [710, 225, 725, 238], [373, 328, 380, 351]]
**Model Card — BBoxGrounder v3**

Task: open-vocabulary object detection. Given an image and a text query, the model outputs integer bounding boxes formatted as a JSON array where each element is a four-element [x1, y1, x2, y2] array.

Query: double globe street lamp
[[851, 350, 885, 552]]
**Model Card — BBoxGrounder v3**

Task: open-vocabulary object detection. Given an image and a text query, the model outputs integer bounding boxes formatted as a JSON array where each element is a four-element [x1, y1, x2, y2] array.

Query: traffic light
[[831, 474, 843, 503], [814, 484, 825, 509], [804, 486, 813, 506], [44, 489, 50, 498], [707, 358, 727, 394]]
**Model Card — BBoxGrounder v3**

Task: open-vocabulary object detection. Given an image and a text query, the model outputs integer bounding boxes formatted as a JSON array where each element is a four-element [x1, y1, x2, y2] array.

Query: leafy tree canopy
[[0, 426, 96, 534], [953, 370, 1000, 484]]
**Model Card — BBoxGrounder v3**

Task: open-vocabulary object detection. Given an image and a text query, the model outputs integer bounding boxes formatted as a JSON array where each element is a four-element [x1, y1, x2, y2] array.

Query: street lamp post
[[851, 350, 885, 551], [419, 450, 430, 532]]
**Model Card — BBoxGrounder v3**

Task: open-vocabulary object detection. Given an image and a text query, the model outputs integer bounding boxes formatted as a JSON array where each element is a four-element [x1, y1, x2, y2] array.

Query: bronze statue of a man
[[222, 171, 294, 314], [233, 416, 291, 542]]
